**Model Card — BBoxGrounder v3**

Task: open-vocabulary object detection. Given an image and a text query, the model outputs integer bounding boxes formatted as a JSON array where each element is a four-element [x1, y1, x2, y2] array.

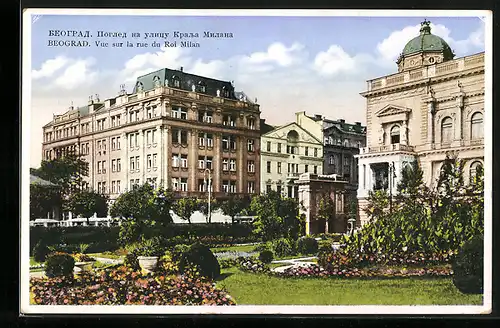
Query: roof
[[30, 174, 57, 187], [401, 20, 454, 60], [305, 114, 366, 135], [133, 67, 237, 99]]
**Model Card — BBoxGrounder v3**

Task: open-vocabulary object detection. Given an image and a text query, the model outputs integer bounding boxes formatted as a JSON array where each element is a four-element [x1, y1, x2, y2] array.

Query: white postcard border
[[20, 8, 493, 315]]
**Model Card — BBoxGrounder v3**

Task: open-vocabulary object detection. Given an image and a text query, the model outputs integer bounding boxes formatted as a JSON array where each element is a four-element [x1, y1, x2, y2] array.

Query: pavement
[[270, 256, 318, 273]]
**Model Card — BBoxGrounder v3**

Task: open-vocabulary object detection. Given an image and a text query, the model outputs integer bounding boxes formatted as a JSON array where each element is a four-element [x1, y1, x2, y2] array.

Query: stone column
[[157, 125, 164, 186], [427, 101, 435, 144], [456, 93, 464, 140], [401, 120, 408, 145], [139, 129, 145, 182], [163, 127, 170, 189]]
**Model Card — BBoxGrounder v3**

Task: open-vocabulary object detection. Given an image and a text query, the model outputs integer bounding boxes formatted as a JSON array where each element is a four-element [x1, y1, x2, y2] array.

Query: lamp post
[[204, 168, 212, 223]]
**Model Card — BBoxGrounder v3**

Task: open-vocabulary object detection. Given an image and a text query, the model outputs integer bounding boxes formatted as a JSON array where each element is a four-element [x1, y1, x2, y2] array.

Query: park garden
[[29, 154, 484, 305]]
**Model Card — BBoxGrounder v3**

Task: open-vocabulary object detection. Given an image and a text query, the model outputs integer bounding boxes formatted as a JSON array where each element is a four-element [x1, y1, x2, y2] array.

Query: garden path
[[271, 256, 318, 273]]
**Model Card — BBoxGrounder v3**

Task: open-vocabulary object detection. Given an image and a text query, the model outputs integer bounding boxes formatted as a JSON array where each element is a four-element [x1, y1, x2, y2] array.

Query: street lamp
[[388, 162, 397, 213], [204, 168, 212, 223]]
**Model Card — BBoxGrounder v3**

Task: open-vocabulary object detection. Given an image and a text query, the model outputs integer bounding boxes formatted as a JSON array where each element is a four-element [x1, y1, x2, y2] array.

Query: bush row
[[254, 237, 319, 258]]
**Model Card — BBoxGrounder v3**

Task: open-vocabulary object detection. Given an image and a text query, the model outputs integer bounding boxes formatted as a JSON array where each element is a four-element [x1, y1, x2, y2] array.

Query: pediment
[[375, 104, 412, 118], [264, 122, 321, 144]]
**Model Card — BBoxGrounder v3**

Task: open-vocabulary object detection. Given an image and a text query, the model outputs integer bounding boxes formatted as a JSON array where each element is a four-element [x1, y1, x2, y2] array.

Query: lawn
[[215, 267, 483, 305]]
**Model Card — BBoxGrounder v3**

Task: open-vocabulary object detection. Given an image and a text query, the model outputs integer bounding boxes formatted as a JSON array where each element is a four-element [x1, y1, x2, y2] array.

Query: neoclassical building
[[41, 67, 261, 202], [356, 20, 485, 225], [260, 117, 324, 199]]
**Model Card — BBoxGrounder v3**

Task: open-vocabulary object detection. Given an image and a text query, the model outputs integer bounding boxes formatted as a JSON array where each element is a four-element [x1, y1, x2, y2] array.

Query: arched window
[[286, 130, 299, 154], [135, 82, 144, 92], [469, 161, 483, 184], [441, 116, 453, 143], [172, 75, 180, 88], [153, 76, 161, 88], [390, 125, 400, 144], [471, 112, 483, 140], [197, 81, 206, 93]]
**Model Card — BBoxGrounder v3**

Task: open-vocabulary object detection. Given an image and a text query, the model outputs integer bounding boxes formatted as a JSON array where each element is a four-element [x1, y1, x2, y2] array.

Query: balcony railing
[[360, 143, 415, 154], [367, 52, 484, 92]]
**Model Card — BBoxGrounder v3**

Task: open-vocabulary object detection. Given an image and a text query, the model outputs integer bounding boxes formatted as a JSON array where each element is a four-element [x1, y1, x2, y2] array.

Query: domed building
[[356, 20, 485, 226]]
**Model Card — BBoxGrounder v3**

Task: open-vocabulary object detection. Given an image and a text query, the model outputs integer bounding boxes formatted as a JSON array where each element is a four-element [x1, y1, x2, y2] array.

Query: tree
[[197, 198, 219, 223], [316, 193, 335, 233], [250, 190, 302, 241], [109, 183, 174, 225], [32, 154, 89, 198], [29, 184, 62, 220], [363, 189, 390, 221], [172, 197, 200, 224], [396, 159, 433, 217], [217, 195, 251, 224], [64, 190, 109, 225]]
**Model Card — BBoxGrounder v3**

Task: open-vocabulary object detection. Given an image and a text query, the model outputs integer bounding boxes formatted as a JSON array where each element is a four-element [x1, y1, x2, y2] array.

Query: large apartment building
[[356, 20, 484, 225], [41, 67, 261, 201]]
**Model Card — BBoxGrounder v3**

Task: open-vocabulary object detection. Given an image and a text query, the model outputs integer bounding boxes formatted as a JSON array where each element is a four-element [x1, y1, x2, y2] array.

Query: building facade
[[356, 20, 485, 225], [296, 173, 349, 235], [260, 118, 324, 199], [41, 68, 262, 202], [295, 112, 366, 194]]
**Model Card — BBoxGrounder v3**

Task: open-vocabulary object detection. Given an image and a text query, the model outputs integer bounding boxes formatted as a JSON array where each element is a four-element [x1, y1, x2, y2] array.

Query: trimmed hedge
[[452, 235, 484, 294], [45, 253, 75, 278]]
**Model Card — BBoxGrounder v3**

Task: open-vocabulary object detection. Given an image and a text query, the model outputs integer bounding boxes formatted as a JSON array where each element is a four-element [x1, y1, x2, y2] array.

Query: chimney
[[339, 119, 345, 123], [315, 114, 322, 120], [180, 66, 183, 72], [355, 122, 361, 126]]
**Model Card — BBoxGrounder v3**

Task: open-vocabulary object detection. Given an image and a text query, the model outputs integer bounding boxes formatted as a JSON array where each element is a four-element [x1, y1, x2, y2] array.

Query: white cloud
[[244, 42, 306, 67], [32, 56, 69, 79], [376, 22, 486, 63], [53, 58, 98, 90]]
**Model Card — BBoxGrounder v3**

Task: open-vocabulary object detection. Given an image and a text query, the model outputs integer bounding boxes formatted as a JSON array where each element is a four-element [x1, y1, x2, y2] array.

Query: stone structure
[[41, 67, 261, 201], [260, 117, 324, 199], [356, 20, 485, 225], [296, 173, 349, 235]]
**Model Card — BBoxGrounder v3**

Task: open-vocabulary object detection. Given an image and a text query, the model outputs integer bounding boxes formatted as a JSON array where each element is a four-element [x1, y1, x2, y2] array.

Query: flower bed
[[273, 264, 453, 279], [238, 258, 270, 274], [30, 266, 235, 305]]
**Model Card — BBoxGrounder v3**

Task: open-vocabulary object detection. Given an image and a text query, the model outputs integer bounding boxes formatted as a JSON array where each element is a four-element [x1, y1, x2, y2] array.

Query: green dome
[[401, 20, 454, 59]]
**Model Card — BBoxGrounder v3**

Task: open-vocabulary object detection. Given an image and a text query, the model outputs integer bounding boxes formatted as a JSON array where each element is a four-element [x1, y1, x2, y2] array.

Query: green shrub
[[296, 237, 319, 255], [170, 244, 190, 263], [124, 252, 140, 271], [179, 243, 220, 279], [134, 237, 164, 257], [258, 250, 274, 264], [33, 241, 50, 263], [118, 221, 142, 246], [45, 253, 75, 278], [452, 235, 484, 294], [253, 242, 272, 252], [271, 238, 295, 257]]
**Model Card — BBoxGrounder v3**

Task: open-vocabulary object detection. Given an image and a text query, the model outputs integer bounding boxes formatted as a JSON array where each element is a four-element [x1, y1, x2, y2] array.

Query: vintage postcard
[[21, 9, 492, 315]]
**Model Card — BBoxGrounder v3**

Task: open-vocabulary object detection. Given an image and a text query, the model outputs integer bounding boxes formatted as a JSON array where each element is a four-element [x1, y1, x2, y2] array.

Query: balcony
[[359, 143, 415, 154], [286, 172, 300, 180]]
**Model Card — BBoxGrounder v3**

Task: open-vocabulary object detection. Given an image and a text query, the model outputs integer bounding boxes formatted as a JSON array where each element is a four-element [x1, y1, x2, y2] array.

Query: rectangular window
[[146, 130, 152, 145], [112, 159, 116, 172], [314, 148, 318, 157], [247, 181, 255, 193], [180, 131, 188, 144], [207, 134, 213, 147], [222, 180, 230, 193], [222, 136, 229, 150], [229, 159, 236, 171], [117, 159, 121, 172], [247, 117, 255, 130], [267, 141, 271, 152], [305, 147, 309, 156], [266, 185, 272, 193], [172, 154, 179, 167], [247, 139, 255, 152], [277, 162, 282, 174], [267, 161, 271, 173], [305, 164, 309, 173], [112, 181, 116, 194], [147, 154, 152, 169], [180, 155, 188, 168], [180, 178, 188, 191], [153, 154, 157, 168], [129, 134, 134, 148], [222, 158, 229, 171], [135, 134, 139, 147], [223, 115, 235, 127], [171, 178, 179, 191], [277, 143, 282, 153], [116, 137, 121, 150], [135, 156, 140, 171], [247, 160, 255, 173], [97, 161, 102, 174], [198, 156, 205, 169], [198, 133, 205, 146], [130, 157, 135, 171], [314, 166, 318, 174], [117, 180, 121, 193], [206, 156, 213, 170], [198, 179, 206, 192]]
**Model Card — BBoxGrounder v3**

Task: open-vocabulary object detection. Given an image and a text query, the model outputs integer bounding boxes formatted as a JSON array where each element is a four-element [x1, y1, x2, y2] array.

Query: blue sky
[[28, 13, 486, 167]]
